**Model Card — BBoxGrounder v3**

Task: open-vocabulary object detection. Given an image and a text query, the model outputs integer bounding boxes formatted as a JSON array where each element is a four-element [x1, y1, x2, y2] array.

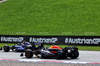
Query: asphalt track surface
[[0, 50, 100, 63]]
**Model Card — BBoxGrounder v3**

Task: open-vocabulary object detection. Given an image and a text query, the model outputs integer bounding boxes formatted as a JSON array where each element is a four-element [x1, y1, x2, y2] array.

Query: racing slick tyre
[[25, 49, 33, 58], [70, 51, 79, 59], [4, 45, 10, 52]]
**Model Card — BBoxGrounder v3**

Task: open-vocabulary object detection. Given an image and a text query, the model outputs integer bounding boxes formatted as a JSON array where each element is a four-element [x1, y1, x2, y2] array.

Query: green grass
[[0, 43, 100, 51], [0, 0, 100, 35]]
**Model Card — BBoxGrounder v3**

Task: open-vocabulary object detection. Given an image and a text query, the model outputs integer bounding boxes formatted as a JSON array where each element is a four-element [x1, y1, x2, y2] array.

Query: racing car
[[0, 41, 35, 52], [21, 45, 79, 59]]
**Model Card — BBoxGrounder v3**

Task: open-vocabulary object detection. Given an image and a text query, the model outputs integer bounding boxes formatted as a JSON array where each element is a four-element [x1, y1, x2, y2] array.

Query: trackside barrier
[[0, 35, 100, 46]]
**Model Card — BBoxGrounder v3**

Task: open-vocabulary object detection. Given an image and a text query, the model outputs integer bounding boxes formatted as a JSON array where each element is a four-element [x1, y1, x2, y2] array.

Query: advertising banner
[[0, 35, 100, 46]]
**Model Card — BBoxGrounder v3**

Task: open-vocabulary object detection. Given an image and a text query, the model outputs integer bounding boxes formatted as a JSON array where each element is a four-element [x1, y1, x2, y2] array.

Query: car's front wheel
[[25, 49, 33, 58]]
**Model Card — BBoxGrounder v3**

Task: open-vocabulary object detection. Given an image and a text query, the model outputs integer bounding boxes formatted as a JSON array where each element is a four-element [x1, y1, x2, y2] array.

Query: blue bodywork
[[11, 42, 42, 52], [12, 42, 32, 52]]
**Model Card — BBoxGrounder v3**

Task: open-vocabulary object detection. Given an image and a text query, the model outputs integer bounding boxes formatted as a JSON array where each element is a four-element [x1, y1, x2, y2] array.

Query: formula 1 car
[[0, 42, 33, 52], [22, 45, 79, 59]]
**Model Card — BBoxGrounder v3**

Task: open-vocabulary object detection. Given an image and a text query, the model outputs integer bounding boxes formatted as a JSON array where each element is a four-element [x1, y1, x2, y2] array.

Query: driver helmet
[[51, 44, 55, 48]]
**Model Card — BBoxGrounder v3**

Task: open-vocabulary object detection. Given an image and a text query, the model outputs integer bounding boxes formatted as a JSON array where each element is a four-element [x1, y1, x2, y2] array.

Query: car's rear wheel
[[25, 49, 33, 58], [4, 45, 10, 52]]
